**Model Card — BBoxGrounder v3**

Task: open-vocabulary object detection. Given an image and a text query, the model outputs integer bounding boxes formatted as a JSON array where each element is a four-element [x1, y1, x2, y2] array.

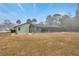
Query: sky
[[0, 3, 78, 24]]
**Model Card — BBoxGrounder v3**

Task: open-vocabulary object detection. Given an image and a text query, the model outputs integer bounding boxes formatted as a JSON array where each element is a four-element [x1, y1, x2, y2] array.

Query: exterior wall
[[29, 25, 42, 33], [29, 25, 64, 33], [14, 24, 30, 33], [14, 24, 64, 33], [29, 26, 37, 33]]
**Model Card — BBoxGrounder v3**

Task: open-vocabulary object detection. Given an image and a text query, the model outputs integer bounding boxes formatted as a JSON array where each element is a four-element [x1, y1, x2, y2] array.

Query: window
[[18, 27, 21, 31]]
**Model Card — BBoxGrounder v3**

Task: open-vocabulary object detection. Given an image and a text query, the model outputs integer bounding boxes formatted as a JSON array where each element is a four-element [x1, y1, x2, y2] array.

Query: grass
[[0, 32, 79, 56]]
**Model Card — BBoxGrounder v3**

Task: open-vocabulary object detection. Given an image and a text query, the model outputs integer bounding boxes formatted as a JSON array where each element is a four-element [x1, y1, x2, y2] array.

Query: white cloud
[[17, 3, 25, 12]]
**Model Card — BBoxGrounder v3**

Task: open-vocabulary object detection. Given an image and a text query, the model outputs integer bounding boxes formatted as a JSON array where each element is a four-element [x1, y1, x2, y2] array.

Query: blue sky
[[0, 3, 77, 23]]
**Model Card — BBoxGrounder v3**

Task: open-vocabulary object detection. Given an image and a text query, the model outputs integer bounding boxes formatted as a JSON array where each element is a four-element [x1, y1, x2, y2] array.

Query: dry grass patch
[[0, 32, 79, 55]]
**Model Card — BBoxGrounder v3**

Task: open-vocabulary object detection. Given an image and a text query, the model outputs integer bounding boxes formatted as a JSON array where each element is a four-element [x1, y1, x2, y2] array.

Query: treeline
[[45, 14, 79, 31], [0, 18, 38, 31], [0, 19, 15, 31], [0, 13, 79, 32]]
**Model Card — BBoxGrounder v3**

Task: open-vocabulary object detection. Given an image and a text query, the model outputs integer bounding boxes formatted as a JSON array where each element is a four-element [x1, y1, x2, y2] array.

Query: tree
[[73, 16, 79, 31], [32, 18, 37, 22], [46, 15, 52, 24], [60, 15, 72, 31], [46, 15, 51, 20], [26, 19, 32, 24], [46, 14, 61, 27], [3, 19, 15, 30], [4, 19, 11, 24], [53, 14, 61, 16], [32, 18, 37, 24], [16, 19, 21, 25]]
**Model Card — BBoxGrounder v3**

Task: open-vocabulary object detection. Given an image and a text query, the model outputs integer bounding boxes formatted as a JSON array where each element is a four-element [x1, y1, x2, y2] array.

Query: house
[[12, 23, 64, 34], [13, 23, 30, 34]]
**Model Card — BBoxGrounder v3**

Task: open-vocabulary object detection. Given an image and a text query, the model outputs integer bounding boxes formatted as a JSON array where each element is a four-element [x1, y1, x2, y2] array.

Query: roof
[[14, 23, 30, 28], [32, 24, 61, 28], [13, 23, 61, 29]]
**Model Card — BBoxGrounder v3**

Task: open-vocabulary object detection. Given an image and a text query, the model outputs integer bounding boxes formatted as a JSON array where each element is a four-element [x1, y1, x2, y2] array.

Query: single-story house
[[11, 23, 64, 34]]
